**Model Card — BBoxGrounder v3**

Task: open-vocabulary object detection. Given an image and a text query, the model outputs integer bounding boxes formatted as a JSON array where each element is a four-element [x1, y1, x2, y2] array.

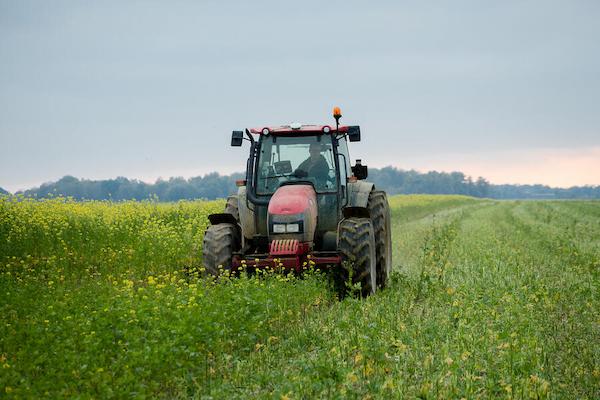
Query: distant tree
[[15, 168, 600, 201], [474, 177, 490, 198]]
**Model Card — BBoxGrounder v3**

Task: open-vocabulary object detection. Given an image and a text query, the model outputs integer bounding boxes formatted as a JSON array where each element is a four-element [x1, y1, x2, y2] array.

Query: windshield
[[256, 135, 337, 195]]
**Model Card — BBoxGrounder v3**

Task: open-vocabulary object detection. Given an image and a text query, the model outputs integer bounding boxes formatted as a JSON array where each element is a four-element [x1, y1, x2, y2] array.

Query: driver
[[295, 142, 330, 184]]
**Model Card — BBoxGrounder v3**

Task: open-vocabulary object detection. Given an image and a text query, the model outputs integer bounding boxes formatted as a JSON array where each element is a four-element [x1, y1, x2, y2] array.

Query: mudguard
[[347, 181, 374, 208], [343, 207, 370, 219], [237, 186, 255, 240], [208, 213, 238, 225]]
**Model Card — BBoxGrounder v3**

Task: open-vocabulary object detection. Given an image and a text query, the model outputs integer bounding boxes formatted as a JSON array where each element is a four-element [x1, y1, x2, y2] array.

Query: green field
[[1, 195, 599, 398]]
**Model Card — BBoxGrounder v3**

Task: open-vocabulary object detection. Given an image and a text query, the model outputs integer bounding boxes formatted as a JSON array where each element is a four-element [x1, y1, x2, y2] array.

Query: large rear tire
[[202, 223, 239, 275], [368, 190, 392, 288], [337, 218, 377, 297]]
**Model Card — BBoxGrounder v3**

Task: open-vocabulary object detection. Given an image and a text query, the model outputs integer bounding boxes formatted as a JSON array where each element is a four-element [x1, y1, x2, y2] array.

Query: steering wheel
[[292, 169, 308, 178]]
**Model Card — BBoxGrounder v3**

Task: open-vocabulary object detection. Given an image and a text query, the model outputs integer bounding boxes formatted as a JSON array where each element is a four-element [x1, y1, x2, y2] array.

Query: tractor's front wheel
[[337, 218, 377, 297], [202, 223, 240, 275]]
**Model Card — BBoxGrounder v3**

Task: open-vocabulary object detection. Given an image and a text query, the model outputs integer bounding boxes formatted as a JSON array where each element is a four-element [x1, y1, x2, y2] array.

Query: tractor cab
[[232, 121, 365, 248], [204, 107, 392, 297]]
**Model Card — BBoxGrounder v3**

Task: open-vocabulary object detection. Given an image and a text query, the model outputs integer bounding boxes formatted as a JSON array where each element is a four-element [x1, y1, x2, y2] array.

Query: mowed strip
[[213, 199, 599, 399]]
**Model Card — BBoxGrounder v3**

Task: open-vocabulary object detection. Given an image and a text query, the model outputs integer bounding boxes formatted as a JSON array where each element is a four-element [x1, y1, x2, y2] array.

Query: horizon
[[3, 144, 600, 193], [1, 1, 599, 192], [4, 161, 599, 195]]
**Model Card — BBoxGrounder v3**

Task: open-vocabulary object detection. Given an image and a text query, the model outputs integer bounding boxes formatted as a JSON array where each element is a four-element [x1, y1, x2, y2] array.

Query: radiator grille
[[269, 239, 300, 255]]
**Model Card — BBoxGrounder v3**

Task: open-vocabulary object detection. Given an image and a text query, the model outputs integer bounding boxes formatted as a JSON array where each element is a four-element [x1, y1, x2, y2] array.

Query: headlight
[[273, 224, 286, 233], [271, 222, 303, 233], [286, 223, 300, 233]]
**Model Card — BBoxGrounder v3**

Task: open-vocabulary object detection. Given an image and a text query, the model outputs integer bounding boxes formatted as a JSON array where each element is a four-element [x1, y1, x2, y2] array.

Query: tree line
[[369, 167, 600, 199], [4, 167, 600, 200]]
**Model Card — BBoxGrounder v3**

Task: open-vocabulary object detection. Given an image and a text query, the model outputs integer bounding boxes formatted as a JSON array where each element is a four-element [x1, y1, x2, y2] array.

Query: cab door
[[335, 137, 352, 217]]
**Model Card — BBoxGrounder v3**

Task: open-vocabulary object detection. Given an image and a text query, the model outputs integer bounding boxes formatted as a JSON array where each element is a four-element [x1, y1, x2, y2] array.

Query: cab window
[[256, 135, 337, 195]]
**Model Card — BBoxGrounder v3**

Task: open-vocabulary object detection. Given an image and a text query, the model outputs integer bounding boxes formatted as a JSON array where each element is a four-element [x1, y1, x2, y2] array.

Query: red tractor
[[203, 108, 392, 295]]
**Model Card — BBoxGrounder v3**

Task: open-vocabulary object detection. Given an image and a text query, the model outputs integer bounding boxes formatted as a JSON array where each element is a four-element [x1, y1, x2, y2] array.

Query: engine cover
[[267, 184, 317, 243]]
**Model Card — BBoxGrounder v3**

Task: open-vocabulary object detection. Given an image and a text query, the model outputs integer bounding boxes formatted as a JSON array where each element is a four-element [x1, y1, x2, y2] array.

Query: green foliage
[[1, 195, 599, 398], [16, 173, 245, 202], [13, 169, 600, 201]]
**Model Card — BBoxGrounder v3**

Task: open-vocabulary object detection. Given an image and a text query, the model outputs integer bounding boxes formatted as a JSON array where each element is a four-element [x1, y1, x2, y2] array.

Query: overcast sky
[[1, 0, 599, 192]]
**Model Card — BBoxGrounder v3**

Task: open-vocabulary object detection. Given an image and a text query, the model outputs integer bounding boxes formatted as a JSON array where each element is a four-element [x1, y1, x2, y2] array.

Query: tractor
[[202, 107, 392, 296]]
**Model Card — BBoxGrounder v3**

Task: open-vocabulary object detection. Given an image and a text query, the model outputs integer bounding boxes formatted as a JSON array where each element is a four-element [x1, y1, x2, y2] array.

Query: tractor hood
[[268, 185, 316, 215], [267, 184, 317, 243]]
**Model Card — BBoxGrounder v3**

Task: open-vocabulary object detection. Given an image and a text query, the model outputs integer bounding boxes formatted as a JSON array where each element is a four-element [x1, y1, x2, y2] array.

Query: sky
[[1, 0, 599, 192]]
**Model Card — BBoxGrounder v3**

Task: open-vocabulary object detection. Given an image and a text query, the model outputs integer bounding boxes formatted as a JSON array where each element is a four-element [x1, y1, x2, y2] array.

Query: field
[[1, 195, 599, 398]]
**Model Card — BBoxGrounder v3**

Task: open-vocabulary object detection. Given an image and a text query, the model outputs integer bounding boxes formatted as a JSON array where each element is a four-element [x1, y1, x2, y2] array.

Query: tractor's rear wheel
[[368, 190, 392, 288], [337, 218, 377, 297], [202, 223, 240, 275], [224, 195, 240, 222]]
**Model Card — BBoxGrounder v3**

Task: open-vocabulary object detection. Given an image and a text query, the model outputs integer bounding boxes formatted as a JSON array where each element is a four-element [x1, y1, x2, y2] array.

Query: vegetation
[[9, 168, 600, 200], [14, 173, 244, 202], [1, 195, 599, 398]]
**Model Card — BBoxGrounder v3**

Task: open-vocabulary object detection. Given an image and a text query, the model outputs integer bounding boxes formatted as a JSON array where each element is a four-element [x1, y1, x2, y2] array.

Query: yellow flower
[[540, 380, 550, 394], [364, 361, 374, 376], [346, 372, 358, 383], [354, 352, 363, 364], [382, 378, 395, 390]]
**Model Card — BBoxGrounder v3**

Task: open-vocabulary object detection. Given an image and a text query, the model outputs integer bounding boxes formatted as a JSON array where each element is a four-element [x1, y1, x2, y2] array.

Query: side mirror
[[231, 130, 243, 147], [352, 159, 368, 180], [348, 126, 361, 142]]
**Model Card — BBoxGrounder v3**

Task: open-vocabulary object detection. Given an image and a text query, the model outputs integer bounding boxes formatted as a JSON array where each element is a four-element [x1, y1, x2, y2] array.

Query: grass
[[1, 195, 599, 398]]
